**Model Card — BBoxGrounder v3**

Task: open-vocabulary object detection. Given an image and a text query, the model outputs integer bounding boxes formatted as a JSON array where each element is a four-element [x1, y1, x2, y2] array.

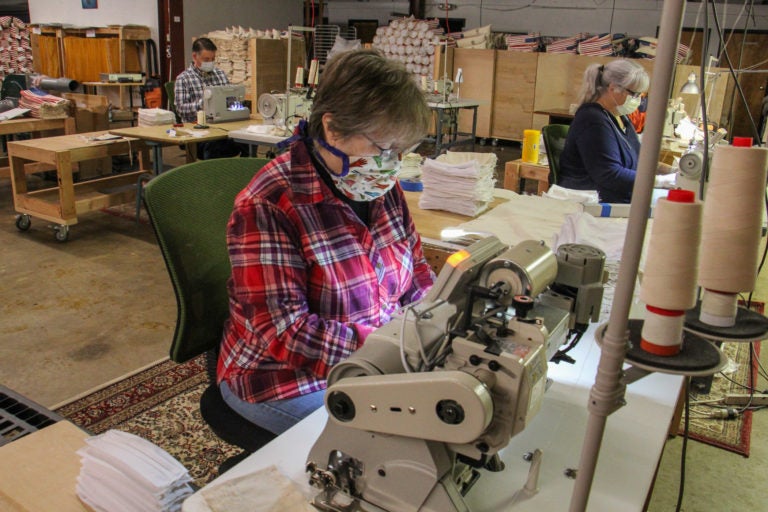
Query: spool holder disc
[[684, 301, 768, 342], [596, 319, 726, 377]]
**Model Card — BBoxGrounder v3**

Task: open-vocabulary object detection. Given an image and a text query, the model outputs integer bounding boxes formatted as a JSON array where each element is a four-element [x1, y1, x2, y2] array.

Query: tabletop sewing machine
[[202, 84, 250, 124], [306, 236, 606, 512]]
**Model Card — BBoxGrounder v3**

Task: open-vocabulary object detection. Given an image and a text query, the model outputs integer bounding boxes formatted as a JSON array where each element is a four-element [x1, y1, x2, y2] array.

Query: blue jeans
[[220, 381, 325, 435]]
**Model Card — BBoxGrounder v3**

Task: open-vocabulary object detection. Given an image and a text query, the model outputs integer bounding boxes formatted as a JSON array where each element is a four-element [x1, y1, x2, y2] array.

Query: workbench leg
[[434, 111, 443, 157], [64, 117, 76, 135], [504, 160, 521, 193], [9, 155, 30, 197], [55, 153, 77, 223]]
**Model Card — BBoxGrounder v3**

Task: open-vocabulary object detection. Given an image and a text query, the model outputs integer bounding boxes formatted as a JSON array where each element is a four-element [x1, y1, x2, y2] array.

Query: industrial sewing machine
[[306, 237, 606, 512], [256, 92, 312, 131], [202, 84, 250, 123]]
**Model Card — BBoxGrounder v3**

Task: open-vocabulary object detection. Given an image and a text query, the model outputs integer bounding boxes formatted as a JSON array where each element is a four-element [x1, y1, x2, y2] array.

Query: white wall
[[27, 0, 304, 66], [28, 0, 160, 41]]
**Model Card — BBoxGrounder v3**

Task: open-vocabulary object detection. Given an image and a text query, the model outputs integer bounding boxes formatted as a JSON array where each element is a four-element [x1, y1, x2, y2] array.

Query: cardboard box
[[62, 92, 112, 179]]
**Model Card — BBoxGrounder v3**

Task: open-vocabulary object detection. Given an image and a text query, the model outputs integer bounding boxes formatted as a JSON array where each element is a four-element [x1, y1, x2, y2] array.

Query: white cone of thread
[[698, 144, 768, 326], [700, 288, 739, 327], [641, 310, 686, 355], [640, 190, 702, 355]]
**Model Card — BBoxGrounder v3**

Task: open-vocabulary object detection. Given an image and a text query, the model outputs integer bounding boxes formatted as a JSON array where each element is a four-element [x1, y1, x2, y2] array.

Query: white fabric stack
[[138, 108, 176, 126], [76, 429, 194, 512], [419, 151, 497, 217]]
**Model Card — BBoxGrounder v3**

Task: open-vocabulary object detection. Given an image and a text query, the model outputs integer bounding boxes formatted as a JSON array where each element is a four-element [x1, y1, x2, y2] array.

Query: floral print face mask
[[315, 138, 403, 202]]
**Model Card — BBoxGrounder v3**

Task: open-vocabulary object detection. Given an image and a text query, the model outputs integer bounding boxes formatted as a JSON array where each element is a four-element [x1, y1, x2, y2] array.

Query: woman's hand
[[656, 162, 677, 175]]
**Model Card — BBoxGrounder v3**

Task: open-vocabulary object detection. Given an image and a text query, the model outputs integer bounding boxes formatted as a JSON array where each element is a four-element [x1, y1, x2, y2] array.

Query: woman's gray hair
[[308, 49, 430, 150], [577, 58, 650, 105]]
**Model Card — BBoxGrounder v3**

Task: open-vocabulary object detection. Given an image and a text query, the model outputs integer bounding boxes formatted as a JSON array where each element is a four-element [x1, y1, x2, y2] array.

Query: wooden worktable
[[110, 119, 256, 173], [0, 421, 90, 512], [404, 190, 508, 274], [0, 116, 76, 178], [8, 131, 151, 241]]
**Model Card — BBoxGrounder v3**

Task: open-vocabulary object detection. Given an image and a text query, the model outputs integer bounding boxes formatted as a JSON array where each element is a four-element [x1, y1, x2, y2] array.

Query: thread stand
[[596, 319, 726, 377]]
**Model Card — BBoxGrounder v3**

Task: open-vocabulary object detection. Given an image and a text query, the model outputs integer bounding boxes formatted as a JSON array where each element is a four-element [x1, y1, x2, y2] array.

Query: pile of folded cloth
[[138, 108, 176, 126], [577, 33, 622, 56], [76, 429, 194, 512], [546, 33, 590, 54], [419, 151, 497, 217], [18, 88, 69, 119], [504, 33, 541, 52]]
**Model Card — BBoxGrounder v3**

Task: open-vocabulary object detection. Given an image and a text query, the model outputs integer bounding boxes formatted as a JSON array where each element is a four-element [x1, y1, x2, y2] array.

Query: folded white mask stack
[[76, 429, 194, 512], [138, 108, 177, 126], [418, 151, 497, 217]]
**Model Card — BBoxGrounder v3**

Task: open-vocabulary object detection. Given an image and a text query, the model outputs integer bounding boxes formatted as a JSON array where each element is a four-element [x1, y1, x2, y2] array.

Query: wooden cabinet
[[30, 25, 150, 83], [531, 53, 654, 130], [453, 48, 495, 139], [248, 37, 306, 108], [491, 51, 538, 141]]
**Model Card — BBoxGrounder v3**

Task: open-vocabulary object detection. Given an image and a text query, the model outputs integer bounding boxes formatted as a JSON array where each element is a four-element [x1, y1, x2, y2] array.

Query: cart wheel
[[54, 225, 69, 242], [15, 214, 31, 231]]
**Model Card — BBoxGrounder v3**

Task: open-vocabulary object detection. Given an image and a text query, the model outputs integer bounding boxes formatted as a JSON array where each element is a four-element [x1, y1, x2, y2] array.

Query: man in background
[[174, 37, 244, 159]]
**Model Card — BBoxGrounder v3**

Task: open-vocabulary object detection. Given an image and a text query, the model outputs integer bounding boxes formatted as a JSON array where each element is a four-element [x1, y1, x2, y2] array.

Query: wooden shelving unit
[[29, 25, 150, 112]]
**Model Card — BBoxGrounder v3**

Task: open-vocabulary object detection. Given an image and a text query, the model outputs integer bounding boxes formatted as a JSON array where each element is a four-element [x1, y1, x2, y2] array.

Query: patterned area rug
[[678, 303, 763, 457], [55, 356, 240, 488]]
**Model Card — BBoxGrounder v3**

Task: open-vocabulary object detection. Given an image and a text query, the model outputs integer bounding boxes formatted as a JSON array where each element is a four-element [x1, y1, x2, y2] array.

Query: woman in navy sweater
[[558, 59, 673, 203]]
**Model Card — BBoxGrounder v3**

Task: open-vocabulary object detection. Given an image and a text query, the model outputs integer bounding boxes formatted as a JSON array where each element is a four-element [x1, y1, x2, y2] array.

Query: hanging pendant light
[[680, 72, 700, 94]]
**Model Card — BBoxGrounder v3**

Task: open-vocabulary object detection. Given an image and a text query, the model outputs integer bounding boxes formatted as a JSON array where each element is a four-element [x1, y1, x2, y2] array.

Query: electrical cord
[[676, 377, 691, 512]]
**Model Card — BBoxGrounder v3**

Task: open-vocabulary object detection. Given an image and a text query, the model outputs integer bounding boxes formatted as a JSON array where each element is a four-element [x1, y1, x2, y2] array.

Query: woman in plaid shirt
[[218, 50, 436, 434]]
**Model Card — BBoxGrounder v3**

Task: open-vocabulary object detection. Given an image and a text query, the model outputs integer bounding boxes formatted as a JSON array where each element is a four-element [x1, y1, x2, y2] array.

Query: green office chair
[[541, 124, 569, 186], [142, 157, 276, 462], [164, 81, 178, 123]]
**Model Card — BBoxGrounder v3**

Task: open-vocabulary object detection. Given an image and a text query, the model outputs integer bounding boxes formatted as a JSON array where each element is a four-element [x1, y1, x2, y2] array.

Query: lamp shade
[[680, 72, 700, 94]]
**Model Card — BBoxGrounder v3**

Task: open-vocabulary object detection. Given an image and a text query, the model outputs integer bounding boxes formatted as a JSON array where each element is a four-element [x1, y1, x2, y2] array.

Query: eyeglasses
[[363, 134, 420, 160], [624, 88, 643, 99]]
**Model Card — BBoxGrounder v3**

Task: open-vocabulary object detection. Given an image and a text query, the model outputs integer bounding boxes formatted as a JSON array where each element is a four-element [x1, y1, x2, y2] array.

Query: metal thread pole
[[568, 1, 686, 510]]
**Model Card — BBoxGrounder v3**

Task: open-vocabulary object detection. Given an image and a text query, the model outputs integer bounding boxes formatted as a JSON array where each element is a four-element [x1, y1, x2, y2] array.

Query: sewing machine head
[[202, 84, 250, 123], [306, 236, 605, 512], [256, 92, 312, 131]]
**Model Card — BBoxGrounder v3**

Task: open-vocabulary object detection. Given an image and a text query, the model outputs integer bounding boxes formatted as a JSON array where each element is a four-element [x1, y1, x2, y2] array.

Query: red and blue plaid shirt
[[218, 136, 435, 403]]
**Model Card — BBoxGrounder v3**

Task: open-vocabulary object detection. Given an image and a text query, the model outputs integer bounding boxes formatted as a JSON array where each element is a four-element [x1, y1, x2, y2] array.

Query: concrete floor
[[0, 140, 520, 408], [1, 141, 766, 510], [0, 149, 183, 408]]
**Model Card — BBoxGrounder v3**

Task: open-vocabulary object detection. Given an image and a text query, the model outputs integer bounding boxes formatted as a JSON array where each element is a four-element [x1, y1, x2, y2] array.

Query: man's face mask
[[315, 137, 406, 202], [199, 61, 215, 73]]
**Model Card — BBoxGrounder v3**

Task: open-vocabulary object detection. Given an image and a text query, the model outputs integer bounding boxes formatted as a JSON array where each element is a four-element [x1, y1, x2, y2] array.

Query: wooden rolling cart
[[8, 132, 150, 242]]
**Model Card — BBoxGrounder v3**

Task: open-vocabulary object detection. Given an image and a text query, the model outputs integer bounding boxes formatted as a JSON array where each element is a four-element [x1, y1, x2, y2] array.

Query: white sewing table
[[184, 190, 682, 512], [184, 323, 680, 512], [228, 126, 289, 157]]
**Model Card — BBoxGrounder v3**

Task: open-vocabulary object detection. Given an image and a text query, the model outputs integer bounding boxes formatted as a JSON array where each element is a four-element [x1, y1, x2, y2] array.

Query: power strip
[[723, 393, 768, 406]]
